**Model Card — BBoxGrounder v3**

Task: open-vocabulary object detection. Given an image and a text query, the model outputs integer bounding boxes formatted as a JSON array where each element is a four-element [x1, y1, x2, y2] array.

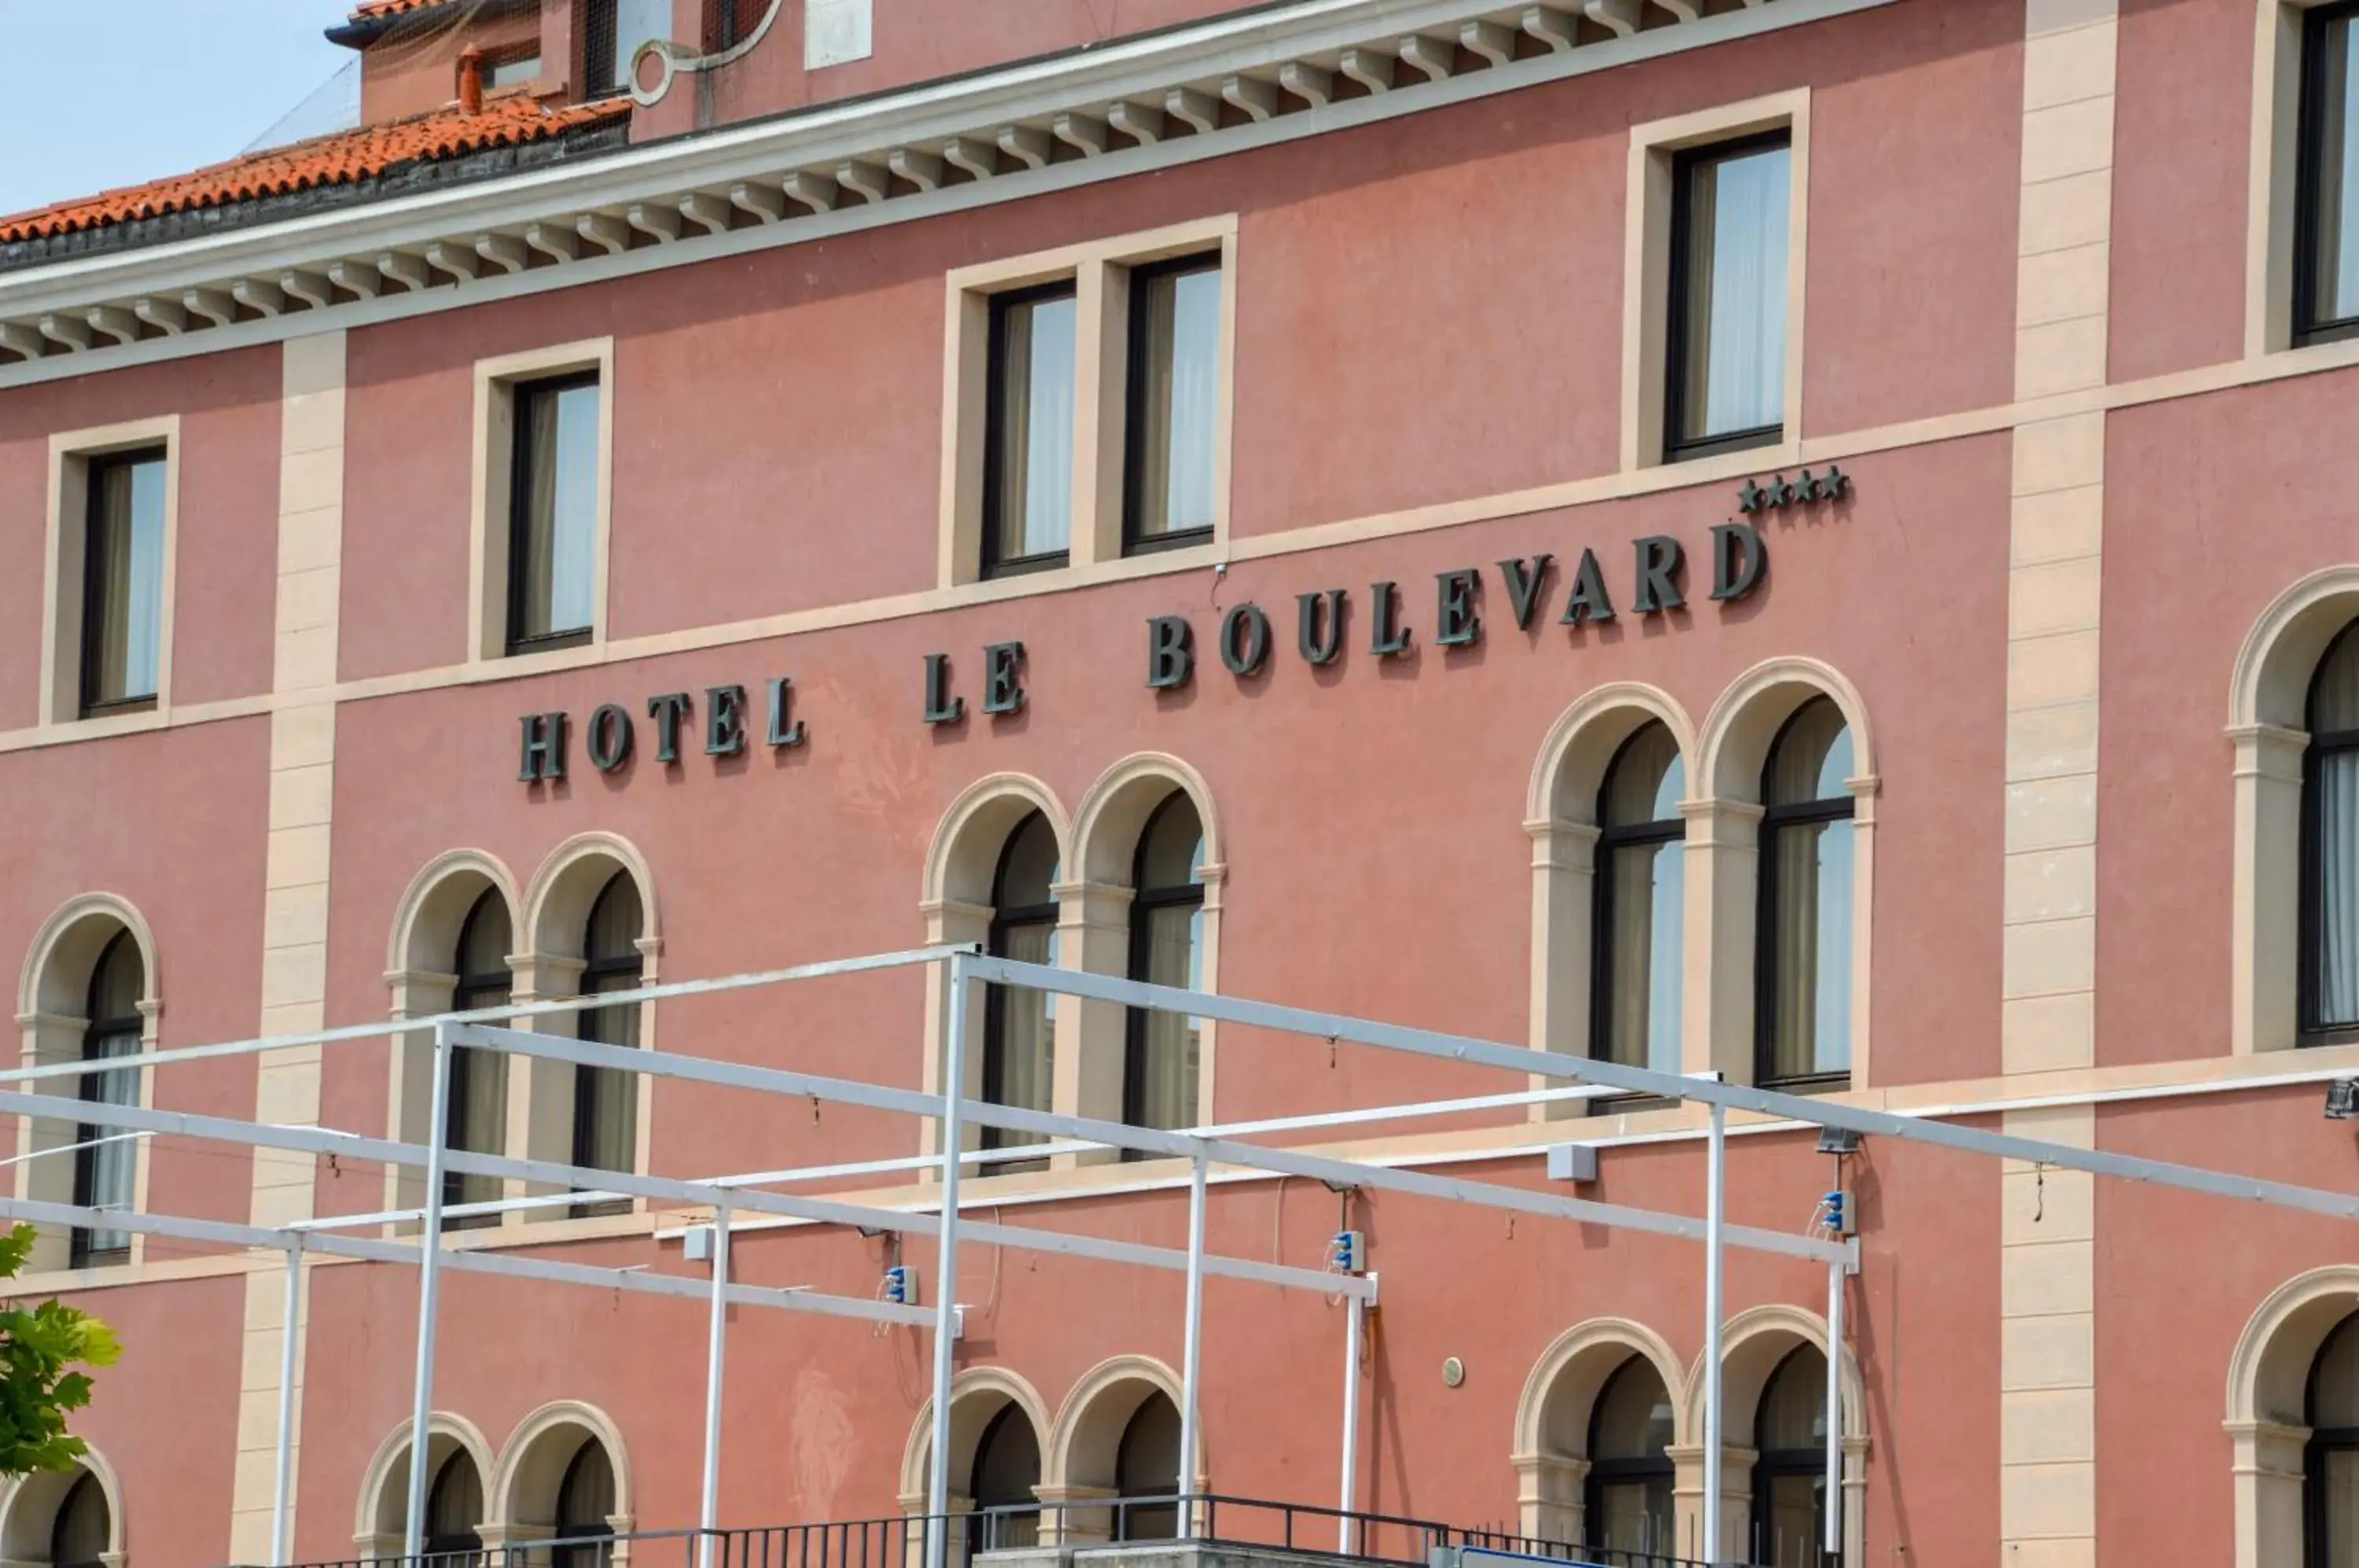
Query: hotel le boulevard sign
[[515, 469, 1851, 782]]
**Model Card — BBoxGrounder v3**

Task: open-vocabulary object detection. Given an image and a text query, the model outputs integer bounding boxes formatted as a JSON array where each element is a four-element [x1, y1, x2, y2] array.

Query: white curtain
[[2319, 751, 2359, 1023], [1700, 146, 1790, 438], [2331, 19, 2359, 318], [546, 382, 600, 634], [121, 458, 164, 700], [1008, 296, 1076, 558], [1646, 841, 1685, 1074], [1138, 268, 1220, 538]]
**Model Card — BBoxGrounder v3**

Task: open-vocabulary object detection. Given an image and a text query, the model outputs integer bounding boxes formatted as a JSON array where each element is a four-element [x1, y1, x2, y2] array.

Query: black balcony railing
[[253, 1501, 1761, 1568]]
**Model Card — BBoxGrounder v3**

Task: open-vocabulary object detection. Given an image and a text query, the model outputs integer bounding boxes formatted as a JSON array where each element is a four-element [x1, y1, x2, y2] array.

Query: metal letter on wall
[[1561, 549, 1615, 627], [705, 686, 748, 756], [518, 712, 569, 782], [1368, 582, 1412, 657], [982, 642, 1027, 716], [923, 653, 966, 725], [1147, 616, 1196, 690], [647, 692, 694, 763], [586, 705, 635, 773], [766, 677, 808, 748], [1220, 604, 1272, 676], [1434, 569, 1481, 648], [1297, 590, 1346, 666], [1497, 555, 1554, 630], [1709, 521, 1767, 602], [1632, 536, 1685, 615]]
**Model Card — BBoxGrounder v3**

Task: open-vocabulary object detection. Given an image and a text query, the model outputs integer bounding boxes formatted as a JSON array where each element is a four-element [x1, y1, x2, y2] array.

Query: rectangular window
[[2301, 2, 2359, 344], [506, 373, 601, 654], [981, 283, 1079, 576], [1124, 257, 1224, 554], [485, 53, 542, 89], [79, 450, 166, 716], [1665, 132, 1792, 462], [586, 0, 672, 97]]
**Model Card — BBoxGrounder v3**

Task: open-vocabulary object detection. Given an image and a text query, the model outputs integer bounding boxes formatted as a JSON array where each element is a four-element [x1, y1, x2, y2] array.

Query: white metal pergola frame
[[6, 946, 2355, 1568]]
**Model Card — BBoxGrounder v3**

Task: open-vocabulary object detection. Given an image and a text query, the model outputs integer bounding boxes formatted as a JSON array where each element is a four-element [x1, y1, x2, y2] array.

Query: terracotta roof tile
[[0, 96, 630, 245], [349, 0, 456, 19]]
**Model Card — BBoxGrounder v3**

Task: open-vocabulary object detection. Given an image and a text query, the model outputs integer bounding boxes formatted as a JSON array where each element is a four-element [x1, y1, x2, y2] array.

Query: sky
[[0, 0, 358, 219]]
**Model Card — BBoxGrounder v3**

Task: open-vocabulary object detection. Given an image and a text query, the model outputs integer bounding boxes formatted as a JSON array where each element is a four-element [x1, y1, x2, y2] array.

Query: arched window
[[1757, 698, 1856, 1088], [1583, 1356, 1673, 1558], [572, 874, 644, 1215], [972, 1402, 1043, 1551], [72, 931, 142, 1268], [983, 812, 1058, 1160], [2308, 1313, 2359, 1559], [48, 1472, 108, 1568], [1750, 1345, 1828, 1568], [1592, 723, 1686, 1075], [425, 1448, 486, 1562], [1113, 1392, 1182, 1542], [2303, 624, 2359, 1037], [551, 1440, 616, 1568], [1125, 793, 1205, 1134], [445, 891, 513, 1229]]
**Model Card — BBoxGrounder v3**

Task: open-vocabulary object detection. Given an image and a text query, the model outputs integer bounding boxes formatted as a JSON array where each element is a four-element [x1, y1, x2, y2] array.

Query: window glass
[[971, 1404, 1043, 1549], [73, 932, 142, 1267], [573, 874, 643, 1207], [1586, 1358, 1674, 1559], [82, 451, 165, 712], [985, 288, 1077, 571], [1761, 699, 1855, 1085], [425, 1451, 485, 1559], [588, 0, 671, 95], [1670, 136, 1790, 457], [1128, 794, 1205, 1133], [1595, 724, 1686, 1075], [985, 813, 1059, 1155], [50, 1473, 108, 1568], [486, 54, 543, 88], [1127, 259, 1222, 548], [2310, 628, 2359, 1032], [552, 1442, 616, 1568], [2315, 1318, 2359, 1562], [446, 891, 513, 1228], [1752, 1346, 1829, 1568], [2306, 8, 2359, 338], [1113, 1393, 1182, 1540], [510, 376, 600, 652]]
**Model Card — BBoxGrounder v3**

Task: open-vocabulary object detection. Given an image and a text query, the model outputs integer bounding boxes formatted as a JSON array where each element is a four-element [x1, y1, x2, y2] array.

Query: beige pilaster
[[2002, 5, 2114, 1559], [229, 332, 348, 1566]]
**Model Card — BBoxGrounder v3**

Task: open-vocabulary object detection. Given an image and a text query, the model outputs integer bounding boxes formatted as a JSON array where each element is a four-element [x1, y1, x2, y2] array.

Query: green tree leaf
[[0, 1225, 117, 1476]]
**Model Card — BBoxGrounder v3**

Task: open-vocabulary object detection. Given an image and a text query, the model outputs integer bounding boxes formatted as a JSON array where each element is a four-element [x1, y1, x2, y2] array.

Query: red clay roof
[[0, 96, 630, 245], [349, 0, 455, 19]]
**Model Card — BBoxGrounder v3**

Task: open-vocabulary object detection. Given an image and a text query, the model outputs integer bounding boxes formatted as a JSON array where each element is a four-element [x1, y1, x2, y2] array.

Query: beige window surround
[[39, 415, 182, 734], [1619, 90, 1812, 474], [2248, 0, 2346, 359], [468, 338, 616, 669], [937, 215, 1239, 590]]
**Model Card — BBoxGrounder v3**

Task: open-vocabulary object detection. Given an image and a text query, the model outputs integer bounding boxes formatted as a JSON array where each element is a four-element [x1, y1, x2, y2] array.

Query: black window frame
[[505, 370, 601, 657], [1589, 724, 1687, 1080], [1121, 253, 1224, 558], [971, 1402, 1044, 1551], [1663, 129, 1793, 465], [2298, 1, 2359, 346], [425, 1449, 487, 1562], [981, 281, 1080, 580], [2300, 622, 2359, 1041], [551, 1440, 618, 1568], [1581, 1355, 1676, 1559], [1748, 1345, 1831, 1568], [1754, 701, 1857, 1095], [2307, 1314, 2359, 1566], [981, 812, 1059, 1154], [71, 930, 141, 1271], [1121, 793, 1206, 1138], [443, 890, 513, 1229], [570, 873, 643, 1217], [50, 1470, 109, 1568], [79, 446, 167, 720]]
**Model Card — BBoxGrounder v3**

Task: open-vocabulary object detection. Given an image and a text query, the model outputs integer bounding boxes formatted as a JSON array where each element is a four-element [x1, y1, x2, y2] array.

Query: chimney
[[457, 44, 484, 112]]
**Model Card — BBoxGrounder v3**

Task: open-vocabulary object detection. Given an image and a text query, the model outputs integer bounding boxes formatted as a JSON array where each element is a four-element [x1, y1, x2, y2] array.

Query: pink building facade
[[2, 0, 2357, 1564]]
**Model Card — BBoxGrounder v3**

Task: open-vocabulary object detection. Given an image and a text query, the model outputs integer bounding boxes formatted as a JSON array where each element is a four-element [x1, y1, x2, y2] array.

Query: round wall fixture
[[1441, 1356, 1466, 1388]]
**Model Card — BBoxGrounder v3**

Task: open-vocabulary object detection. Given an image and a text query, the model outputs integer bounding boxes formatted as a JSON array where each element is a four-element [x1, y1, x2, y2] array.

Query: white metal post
[[1824, 1260, 1843, 1559], [699, 1201, 734, 1568], [404, 1023, 456, 1561], [926, 956, 970, 1568], [270, 1236, 304, 1566], [1702, 1103, 1726, 1568], [1338, 1290, 1364, 1553], [1179, 1154, 1207, 1539]]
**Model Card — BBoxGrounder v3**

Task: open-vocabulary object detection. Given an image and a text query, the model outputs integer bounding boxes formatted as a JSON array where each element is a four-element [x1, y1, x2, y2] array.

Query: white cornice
[[0, 0, 1892, 388]]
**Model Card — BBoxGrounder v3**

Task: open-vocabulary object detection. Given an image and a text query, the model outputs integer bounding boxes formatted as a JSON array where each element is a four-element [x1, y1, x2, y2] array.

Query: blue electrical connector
[[1330, 1229, 1365, 1274], [884, 1264, 916, 1305]]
